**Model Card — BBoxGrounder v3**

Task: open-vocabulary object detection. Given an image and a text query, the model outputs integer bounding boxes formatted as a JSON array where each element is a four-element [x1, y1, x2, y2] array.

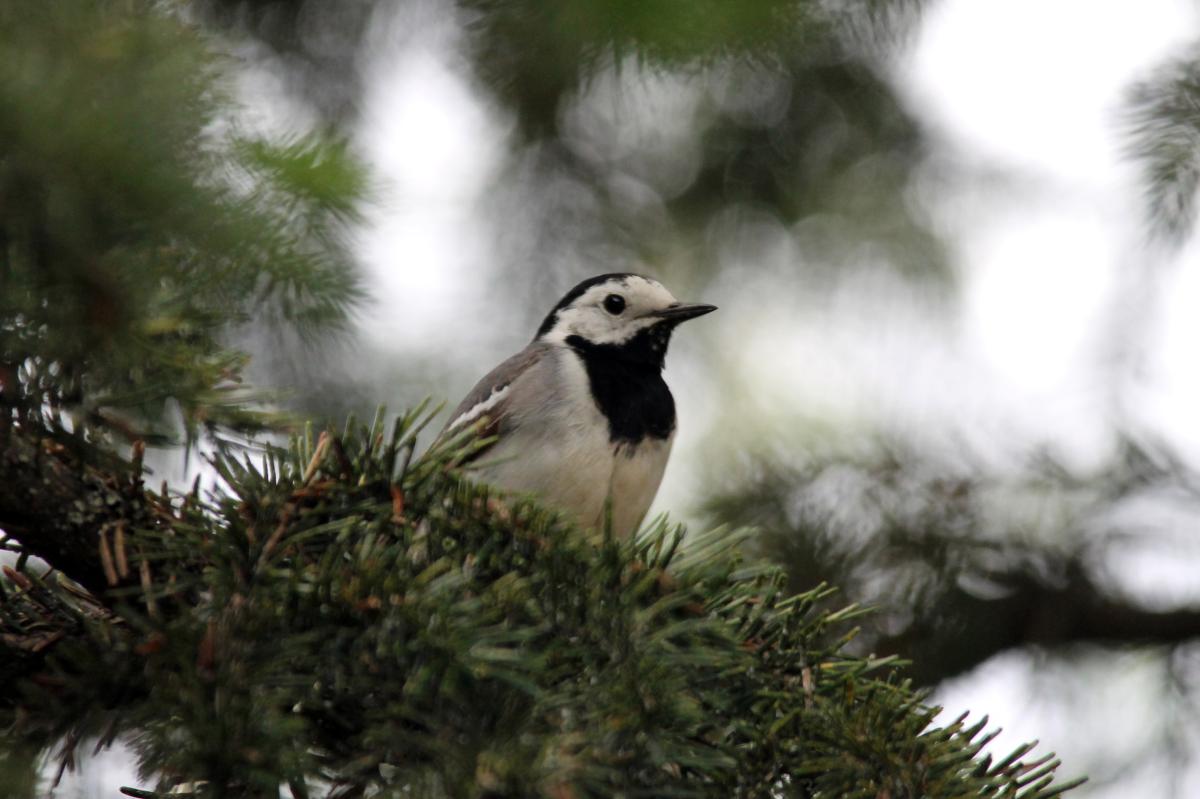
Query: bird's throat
[[566, 334, 676, 444]]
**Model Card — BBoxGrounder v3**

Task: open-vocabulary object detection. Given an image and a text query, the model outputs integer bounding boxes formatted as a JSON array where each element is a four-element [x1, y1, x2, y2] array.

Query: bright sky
[[907, 0, 1198, 455], [355, 2, 509, 356]]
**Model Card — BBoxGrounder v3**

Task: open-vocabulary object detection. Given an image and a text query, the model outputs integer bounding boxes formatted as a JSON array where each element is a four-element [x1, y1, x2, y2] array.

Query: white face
[[539, 275, 680, 345]]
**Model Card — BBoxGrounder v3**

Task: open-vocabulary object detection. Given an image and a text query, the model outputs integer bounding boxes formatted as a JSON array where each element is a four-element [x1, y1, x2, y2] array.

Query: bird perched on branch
[[442, 274, 716, 538]]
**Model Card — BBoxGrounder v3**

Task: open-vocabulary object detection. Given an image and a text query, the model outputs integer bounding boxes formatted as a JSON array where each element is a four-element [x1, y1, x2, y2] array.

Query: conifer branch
[[0, 412, 1083, 798]]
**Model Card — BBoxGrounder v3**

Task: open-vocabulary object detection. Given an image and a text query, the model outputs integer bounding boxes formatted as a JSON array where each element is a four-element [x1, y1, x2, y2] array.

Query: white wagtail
[[441, 273, 716, 538]]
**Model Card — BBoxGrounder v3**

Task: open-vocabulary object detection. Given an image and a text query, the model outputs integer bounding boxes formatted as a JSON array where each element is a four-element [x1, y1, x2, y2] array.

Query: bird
[[440, 273, 716, 539]]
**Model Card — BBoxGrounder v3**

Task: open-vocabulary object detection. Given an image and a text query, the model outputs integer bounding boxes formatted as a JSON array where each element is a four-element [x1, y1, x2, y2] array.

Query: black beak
[[650, 302, 718, 323]]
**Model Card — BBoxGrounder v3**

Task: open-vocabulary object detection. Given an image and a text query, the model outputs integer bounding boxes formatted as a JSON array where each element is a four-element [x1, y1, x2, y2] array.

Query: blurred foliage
[[460, 0, 826, 134], [0, 411, 1082, 798], [0, 743, 38, 798], [474, 0, 948, 288], [199, 0, 949, 297], [0, 0, 365, 446], [192, 0, 378, 120], [1127, 43, 1200, 243], [706, 434, 1200, 687]]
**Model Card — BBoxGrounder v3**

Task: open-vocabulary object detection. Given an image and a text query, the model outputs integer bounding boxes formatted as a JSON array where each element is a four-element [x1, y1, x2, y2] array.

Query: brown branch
[[0, 422, 146, 599], [878, 560, 1200, 685]]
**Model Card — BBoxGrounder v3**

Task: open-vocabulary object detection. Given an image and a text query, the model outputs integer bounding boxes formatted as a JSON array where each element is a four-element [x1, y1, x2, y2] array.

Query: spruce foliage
[[0, 0, 364, 447], [1, 411, 1083, 798]]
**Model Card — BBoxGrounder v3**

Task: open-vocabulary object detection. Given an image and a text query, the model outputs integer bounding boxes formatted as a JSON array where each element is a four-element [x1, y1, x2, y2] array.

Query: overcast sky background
[[53, 0, 1200, 795]]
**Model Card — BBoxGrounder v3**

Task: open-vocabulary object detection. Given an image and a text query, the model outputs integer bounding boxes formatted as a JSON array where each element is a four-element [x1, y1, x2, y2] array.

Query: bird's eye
[[603, 294, 626, 315]]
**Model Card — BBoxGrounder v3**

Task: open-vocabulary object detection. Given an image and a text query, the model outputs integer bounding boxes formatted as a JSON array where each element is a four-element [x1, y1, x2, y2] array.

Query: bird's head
[[535, 274, 716, 366]]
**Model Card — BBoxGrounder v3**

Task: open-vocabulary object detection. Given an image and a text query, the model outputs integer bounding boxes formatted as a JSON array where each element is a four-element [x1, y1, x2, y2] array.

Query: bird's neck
[[563, 324, 672, 367], [564, 334, 676, 444]]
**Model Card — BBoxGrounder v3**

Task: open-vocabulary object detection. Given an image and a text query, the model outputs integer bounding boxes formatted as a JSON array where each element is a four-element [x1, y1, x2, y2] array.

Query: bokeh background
[[24, 0, 1200, 795]]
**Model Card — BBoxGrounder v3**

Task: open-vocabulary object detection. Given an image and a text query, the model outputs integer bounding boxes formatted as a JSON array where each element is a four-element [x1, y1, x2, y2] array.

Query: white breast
[[608, 436, 674, 537], [469, 348, 672, 538]]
